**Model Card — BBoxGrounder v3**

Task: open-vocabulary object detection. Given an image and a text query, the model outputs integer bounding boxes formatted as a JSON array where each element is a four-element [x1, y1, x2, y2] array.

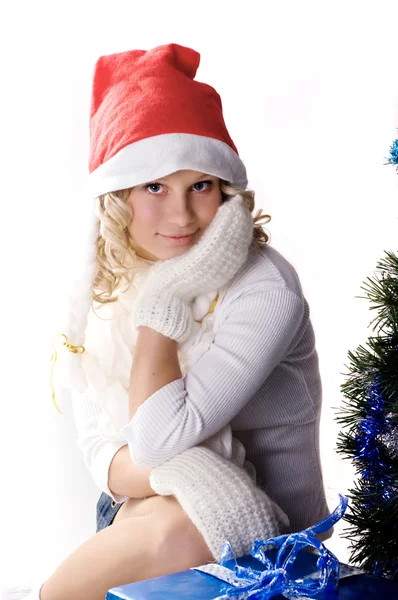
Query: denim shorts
[[96, 491, 125, 533]]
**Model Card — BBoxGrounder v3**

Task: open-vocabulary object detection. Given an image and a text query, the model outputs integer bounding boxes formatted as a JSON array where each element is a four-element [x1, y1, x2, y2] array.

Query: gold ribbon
[[50, 334, 85, 415], [194, 293, 219, 324], [50, 294, 219, 413]]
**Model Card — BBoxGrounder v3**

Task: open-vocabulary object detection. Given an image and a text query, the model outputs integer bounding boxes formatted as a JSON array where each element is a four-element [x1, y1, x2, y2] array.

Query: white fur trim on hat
[[89, 133, 248, 198]]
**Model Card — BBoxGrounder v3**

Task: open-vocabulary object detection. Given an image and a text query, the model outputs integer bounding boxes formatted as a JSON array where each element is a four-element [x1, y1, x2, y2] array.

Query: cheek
[[130, 202, 160, 231], [195, 196, 222, 226]]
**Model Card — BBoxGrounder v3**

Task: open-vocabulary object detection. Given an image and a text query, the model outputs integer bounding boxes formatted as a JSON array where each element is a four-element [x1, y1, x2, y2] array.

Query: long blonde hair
[[91, 179, 271, 306]]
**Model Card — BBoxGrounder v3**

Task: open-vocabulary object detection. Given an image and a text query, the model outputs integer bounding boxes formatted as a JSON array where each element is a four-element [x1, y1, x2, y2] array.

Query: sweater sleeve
[[71, 390, 129, 504], [119, 287, 305, 467]]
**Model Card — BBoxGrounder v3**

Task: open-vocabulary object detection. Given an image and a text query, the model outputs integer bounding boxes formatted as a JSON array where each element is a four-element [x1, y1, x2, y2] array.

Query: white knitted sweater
[[63, 252, 287, 558], [62, 244, 330, 542]]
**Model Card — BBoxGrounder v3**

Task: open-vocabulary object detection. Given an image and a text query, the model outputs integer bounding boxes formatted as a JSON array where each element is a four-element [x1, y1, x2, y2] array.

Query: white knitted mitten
[[149, 446, 289, 562], [134, 195, 253, 343]]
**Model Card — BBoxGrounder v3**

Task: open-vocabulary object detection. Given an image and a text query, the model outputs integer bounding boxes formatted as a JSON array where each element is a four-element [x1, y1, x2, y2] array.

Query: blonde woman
[[2, 43, 330, 600]]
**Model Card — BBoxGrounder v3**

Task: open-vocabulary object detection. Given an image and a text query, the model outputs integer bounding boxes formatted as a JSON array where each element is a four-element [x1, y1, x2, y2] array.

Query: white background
[[0, 0, 397, 586]]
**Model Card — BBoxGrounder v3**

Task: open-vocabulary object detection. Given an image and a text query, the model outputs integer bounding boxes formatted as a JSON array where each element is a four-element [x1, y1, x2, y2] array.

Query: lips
[[160, 231, 197, 244], [162, 231, 197, 238]]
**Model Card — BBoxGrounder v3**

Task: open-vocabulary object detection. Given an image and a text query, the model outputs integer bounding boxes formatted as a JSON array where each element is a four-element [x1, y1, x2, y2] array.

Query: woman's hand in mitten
[[134, 194, 253, 343]]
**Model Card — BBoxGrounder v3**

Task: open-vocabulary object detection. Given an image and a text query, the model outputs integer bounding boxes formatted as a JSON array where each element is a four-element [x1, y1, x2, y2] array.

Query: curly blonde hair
[[91, 179, 271, 306]]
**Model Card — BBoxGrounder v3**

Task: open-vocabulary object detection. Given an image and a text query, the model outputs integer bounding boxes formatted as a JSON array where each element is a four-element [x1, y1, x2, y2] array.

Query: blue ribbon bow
[[193, 494, 348, 599]]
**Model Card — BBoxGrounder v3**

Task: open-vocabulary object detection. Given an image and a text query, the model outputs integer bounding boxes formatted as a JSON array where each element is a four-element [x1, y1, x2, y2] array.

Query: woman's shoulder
[[218, 244, 304, 309]]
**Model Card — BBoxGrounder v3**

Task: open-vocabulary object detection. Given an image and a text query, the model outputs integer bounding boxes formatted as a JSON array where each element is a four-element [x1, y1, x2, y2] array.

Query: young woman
[[3, 43, 330, 600]]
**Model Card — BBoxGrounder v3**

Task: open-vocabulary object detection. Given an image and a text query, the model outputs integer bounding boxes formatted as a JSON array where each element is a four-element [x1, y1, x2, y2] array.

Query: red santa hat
[[51, 42, 248, 409], [89, 43, 247, 196]]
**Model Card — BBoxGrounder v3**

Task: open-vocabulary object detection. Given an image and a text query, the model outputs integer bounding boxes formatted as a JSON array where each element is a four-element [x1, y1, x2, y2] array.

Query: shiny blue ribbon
[[193, 494, 348, 599]]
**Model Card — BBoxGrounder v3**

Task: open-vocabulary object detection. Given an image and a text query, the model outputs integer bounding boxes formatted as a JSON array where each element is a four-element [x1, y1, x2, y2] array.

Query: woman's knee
[[153, 497, 214, 569], [113, 495, 214, 576]]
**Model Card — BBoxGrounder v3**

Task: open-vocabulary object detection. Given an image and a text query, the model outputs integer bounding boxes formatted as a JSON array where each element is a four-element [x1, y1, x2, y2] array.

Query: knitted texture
[[134, 195, 253, 343], [149, 445, 289, 561]]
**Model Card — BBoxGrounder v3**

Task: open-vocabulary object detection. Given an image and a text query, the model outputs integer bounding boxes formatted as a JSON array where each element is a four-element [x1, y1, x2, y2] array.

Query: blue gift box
[[106, 548, 398, 600], [106, 497, 398, 600]]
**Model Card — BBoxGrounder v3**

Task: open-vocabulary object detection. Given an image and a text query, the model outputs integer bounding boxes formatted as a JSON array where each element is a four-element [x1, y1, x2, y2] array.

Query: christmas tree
[[336, 133, 398, 579]]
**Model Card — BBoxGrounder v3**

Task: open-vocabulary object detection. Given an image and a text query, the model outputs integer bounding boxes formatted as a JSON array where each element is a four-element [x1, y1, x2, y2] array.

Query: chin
[[165, 246, 190, 258]]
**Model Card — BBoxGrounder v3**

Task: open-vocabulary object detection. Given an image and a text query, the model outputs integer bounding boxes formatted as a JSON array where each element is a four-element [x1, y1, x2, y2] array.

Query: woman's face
[[126, 170, 223, 261]]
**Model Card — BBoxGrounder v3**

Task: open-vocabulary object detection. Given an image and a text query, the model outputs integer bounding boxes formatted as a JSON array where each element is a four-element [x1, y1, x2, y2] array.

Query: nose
[[166, 193, 196, 227]]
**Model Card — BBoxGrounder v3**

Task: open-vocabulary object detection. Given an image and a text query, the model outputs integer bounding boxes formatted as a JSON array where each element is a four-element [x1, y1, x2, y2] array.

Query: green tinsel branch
[[335, 249, 398, 579]]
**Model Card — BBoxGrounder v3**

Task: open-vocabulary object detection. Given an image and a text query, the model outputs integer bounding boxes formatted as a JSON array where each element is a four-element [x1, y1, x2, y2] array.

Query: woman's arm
[[71, 324, 180, 502], [108, 445, 157, 498], [71, 389, 156, 502], [107, 327, 182, 499], [120, 287, 306, 467], [128, 326, 182, 420]]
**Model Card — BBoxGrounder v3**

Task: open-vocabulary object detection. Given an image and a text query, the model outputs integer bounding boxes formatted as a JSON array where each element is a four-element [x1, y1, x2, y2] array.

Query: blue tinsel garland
[[385, 137, 398, 171]]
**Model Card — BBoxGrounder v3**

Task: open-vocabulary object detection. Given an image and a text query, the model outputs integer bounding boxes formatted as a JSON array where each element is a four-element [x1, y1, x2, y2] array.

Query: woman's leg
[[40, 496, 213, 600], [111, 494, 172, 524]]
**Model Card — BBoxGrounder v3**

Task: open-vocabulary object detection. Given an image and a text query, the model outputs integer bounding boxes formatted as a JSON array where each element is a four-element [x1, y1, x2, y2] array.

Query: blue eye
[[144, 183, 162, 193], [143, 180, 213, 194], [193, 180, 213, 191]]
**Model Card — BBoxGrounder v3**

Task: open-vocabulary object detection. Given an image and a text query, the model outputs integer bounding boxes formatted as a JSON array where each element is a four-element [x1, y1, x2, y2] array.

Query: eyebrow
[[157, 173, 214, 183]]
